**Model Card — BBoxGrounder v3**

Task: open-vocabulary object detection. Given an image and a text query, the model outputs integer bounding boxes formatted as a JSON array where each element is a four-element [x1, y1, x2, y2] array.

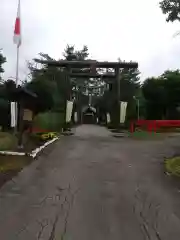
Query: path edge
[[0, 137, 59, 158]]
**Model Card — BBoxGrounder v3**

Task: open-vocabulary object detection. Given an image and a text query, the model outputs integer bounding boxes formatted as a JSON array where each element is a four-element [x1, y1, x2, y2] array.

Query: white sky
[[1, 0, 180, 82]]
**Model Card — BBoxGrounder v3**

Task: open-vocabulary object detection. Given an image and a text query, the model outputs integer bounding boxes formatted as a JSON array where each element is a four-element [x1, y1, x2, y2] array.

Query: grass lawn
[[165, 157, 180, 177], [0, 155, 32, 188], [128, 131, 168, 140], [0, 132, 17, 151]]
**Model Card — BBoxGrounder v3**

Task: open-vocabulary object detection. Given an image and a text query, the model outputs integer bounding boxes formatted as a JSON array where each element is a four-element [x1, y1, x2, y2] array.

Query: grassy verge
[[0, 132, 17, 151], [0, 155, 32, 188], [165, 157, 180, 177], [0, 155, 31, 173], [128, 131, 166, 140]]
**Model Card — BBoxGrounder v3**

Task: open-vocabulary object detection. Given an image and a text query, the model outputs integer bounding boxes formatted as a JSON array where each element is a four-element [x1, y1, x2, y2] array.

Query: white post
[[14, 45, 20, 133], [15, 46, 20, 87]]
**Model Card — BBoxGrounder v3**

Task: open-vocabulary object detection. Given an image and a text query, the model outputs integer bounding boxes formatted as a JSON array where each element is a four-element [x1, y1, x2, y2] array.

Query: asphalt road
[[0, 125, 180, 239]]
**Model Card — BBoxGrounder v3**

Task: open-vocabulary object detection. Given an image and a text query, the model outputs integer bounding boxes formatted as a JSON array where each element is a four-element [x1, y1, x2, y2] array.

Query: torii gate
[[34, 59, 138, 126]]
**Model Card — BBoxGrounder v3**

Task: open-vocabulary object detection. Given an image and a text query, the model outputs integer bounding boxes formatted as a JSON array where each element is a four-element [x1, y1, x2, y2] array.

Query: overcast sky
[[1, 0, 180, 82]]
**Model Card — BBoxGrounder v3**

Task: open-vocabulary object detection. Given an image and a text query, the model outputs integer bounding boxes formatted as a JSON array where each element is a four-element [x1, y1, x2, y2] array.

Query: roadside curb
[[30, 137, 58, 158], [0, 137, 59, 159], [0, 151, 26, 156]]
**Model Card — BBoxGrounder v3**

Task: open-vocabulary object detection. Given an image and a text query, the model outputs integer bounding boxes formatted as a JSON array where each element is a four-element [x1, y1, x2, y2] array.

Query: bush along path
[[165, 156, 180, 177]]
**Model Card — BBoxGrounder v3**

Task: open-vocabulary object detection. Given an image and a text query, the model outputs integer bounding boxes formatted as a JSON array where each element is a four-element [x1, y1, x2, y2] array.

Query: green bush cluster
[[165, 157, 180, 177], [0, 132, 17, 151], [33, 111, 64, 132], [30, 132, 58, 142]]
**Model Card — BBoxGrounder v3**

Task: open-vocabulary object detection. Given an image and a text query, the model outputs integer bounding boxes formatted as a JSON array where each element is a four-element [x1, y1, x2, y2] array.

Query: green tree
[[142, 77, 167, 119], [63, 45, 92, 119], [142, 70, 180, 119], [27, 53, 68, 113], [106, 63, 141, 125], [0, 52, 10, 129], [0, 50, 6, 81], [26, 78, 54, 113], [63, 45, 89, 61], [27, 45, 90, 116], [31, 47, 140, 126], [162, 70, 180, 118], [159, 0, 180, 22]]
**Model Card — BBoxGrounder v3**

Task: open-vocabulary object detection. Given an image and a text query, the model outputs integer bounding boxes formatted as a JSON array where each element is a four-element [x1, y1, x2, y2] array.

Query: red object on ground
[[26, 127, 50, 133], [130, 120, 180, 133]]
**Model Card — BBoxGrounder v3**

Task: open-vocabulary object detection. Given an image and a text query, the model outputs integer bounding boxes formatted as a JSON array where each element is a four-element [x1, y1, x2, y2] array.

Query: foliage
[[30, 131, 57, 142], [0, 52, 10, 130], [129, 130, 163, 140], [63, 45, 89, 61], [142, 70, 180, 119], [165, 156, 180, 177], [0, 50, 6, 80], [26, 78, 54, 113], [97, 63, 141, 126], [27, 45, 90, 115], [40, 132, 57, 141], [33, 112, 64, 132], [159, 0, 180, 22], [0, 132, 17, 151], [3, 43, 180, 132], [0, 99, 10, 130]]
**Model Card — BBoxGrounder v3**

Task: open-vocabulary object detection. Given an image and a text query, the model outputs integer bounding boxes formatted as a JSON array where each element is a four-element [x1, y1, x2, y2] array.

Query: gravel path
[[0, 125, 180, 240]]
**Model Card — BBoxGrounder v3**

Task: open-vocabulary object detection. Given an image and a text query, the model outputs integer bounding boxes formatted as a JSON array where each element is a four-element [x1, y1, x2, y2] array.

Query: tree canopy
[[1, 40, 180, 130], [0, 50, 6, 81], [142, 70, 180, 119], [159, 0, 180, 22]]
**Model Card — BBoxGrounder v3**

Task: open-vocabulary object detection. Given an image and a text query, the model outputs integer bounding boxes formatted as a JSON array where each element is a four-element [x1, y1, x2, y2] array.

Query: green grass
[[0, 155, 31, 173], [0, 132, 17, 151], [0, 156, 32, 189], [165, 157, 180, 177], [33, 111, 64, 132], [129, 130, 165, 140]]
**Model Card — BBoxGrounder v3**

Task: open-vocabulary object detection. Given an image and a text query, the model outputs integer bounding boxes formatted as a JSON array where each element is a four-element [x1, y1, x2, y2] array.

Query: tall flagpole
[[14, 0, 21, 133], [15, 46, 20, 88], [14, 45, 20, 133]]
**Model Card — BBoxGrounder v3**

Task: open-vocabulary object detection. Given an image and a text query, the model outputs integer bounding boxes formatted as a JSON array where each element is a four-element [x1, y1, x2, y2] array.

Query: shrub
[[33, 111, 64, 132], [41, 132, 57, 141], [0, 132, 17, 151], [165, 157, 180, 177]]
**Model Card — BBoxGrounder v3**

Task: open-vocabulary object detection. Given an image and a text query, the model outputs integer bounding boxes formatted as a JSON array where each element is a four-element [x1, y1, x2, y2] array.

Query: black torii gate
[[34, 59, 138, 126]]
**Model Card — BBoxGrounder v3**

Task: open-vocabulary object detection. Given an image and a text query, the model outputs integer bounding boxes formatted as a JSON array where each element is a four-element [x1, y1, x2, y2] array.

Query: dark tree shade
[[160, 0, 180, 22], [63, 45, 89, 61], [0, 50, 6, 79], [142, 70, 180, 119]]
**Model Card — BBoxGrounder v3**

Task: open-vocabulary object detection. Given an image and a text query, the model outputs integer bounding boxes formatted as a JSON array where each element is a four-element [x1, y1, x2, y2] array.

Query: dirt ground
[[0, 125, 180, 240]]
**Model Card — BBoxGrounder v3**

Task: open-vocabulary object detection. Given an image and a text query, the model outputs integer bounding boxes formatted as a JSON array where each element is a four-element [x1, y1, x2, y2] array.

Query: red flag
[[13, 0, 21, 47]]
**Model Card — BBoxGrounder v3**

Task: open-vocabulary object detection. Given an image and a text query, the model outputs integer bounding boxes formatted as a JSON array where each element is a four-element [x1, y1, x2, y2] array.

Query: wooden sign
[[23, 109, 33, 121]]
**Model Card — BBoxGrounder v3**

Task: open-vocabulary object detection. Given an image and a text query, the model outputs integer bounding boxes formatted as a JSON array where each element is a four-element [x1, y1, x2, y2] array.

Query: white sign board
[[74, 112, 78, 123], [66, 101, 73, 122], [107, 113, 111, 123], [120, 101, 128, 123], [11, 102, 16, 127]]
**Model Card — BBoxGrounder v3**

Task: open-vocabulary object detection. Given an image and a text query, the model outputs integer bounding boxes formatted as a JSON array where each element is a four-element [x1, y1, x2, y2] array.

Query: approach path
[[0, 125, 180, 239]]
